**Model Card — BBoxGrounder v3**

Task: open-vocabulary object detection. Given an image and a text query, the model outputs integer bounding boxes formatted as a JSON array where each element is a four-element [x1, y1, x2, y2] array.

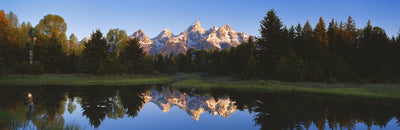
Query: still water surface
[[1, 85, 400, 129]]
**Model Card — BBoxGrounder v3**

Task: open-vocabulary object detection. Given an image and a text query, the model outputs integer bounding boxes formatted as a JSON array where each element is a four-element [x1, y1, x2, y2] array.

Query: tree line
[[171, 9, 400, 83], [0, 9, 399, 82]]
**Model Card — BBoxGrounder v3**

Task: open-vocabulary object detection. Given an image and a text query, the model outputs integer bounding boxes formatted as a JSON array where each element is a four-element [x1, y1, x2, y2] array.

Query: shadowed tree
[[0, 10, 29, 74], [257, 9, 289, 79], [276, 51, 306, 81], [154, 52, 165, 73], [119, 38, 146, 74], [0, 10, 11, 66], [314, 17, 328, 47], [345, 16, 357, 41], [32, 14, 68, 73], [81, 30, 111, 74]]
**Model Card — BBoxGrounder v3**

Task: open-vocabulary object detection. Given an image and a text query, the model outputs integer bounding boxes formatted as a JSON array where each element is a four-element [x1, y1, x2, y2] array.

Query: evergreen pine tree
[[276, 51, 306, 81], [257, 9, 286, 79], [154, 52, 165, 73], [119, 38, 145, 74], [314, 17, 328, 47], [241, 54, 257, 80], [81, 30, 111, 74]]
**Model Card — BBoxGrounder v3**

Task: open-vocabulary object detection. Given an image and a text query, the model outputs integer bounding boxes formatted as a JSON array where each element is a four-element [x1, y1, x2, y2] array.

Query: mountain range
[[80, 21, 250, 55]]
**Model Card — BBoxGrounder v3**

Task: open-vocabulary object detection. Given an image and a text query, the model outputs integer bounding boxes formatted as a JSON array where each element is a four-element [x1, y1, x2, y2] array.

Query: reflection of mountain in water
[[2, 85, 400, 130], [143, 88, 236, 121]]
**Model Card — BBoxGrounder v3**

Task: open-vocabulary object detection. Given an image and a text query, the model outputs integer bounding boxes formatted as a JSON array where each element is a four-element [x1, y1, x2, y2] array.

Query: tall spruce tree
[[81, 30, 111, 74], [257, 9, 286, 79], [314, 17, 328, 47], [119, 38, 146, 74], [345, 16, 357, 41], [154, 52, 165, 73]]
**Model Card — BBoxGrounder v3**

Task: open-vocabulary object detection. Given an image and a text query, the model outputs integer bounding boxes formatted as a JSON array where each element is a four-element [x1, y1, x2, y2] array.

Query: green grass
[[2, 73, 400, 99], [0, 74, 175, 86], [171, 75, 400, 99]]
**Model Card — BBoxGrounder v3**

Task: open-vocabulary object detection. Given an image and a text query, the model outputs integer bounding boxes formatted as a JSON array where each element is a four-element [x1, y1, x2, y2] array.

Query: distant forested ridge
[[0, 9, 399, 82]]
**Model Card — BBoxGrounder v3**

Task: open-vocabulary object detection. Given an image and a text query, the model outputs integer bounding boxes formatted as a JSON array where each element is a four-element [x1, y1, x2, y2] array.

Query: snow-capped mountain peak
[[130, 29, 147, 39], [187, 21, 205, 34], [125, 21, 250, 55], [155, 28, 174, 39]]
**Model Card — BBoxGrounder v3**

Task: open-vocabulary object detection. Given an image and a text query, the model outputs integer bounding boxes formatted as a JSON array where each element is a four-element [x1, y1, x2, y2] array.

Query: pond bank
[[0, 74, 175, 86], [171, 74, 400, 99], [1, 73, 400, 99]]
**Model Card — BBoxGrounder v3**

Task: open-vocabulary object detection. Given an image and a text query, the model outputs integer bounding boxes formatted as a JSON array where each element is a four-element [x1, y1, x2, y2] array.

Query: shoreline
[[1, 73, 400, 99]]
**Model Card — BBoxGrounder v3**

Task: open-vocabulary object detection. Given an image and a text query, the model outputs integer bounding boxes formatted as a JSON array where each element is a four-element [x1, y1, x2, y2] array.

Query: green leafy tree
[[34, 14, 67, 38], [6, 11, 18, 27], [47, 31, 66, 73], [106, 29, 128, 74], [62, 33, 79, 73], [32, 14, 68, 73], [106, 28, 127, 53], [68, 33, 78, 54]]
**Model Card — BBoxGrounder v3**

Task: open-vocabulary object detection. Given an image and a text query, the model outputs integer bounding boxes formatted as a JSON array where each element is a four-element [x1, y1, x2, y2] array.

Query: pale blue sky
[[1, 0, 400, 40]]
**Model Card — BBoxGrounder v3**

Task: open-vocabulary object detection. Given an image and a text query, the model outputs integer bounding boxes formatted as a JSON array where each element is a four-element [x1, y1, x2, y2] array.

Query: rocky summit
[[127, 21, 250, 55]]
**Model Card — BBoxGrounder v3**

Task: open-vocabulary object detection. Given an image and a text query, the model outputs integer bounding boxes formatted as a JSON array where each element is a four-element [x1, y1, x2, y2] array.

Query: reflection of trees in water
[[78, 85, 149, 128], [118, 86, 148, 118], [30, 86, 68, 129], [0, 86, 70, 129], [79, 86, 116, 128], [2, 86, 400, 129], [67, 97, 77, 114], [224, 91, 400, 130], [0, 85, 150, 129], [177, 88, 400, 130], [0, 87, 30, 129]]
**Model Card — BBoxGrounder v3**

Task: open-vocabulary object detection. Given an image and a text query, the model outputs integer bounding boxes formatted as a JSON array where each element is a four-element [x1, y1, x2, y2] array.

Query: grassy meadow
[[0, 74, 174, 86], [171, 74, 400, 99], [1, 73, 400, 99]]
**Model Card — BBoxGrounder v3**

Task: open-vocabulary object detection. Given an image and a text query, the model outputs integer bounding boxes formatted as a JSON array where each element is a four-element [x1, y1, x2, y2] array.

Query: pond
[[1, 85, 400, 130]]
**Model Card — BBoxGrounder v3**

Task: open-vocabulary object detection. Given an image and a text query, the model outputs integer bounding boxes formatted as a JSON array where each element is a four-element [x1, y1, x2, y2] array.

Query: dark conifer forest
[[1, 9, 400, 82]]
